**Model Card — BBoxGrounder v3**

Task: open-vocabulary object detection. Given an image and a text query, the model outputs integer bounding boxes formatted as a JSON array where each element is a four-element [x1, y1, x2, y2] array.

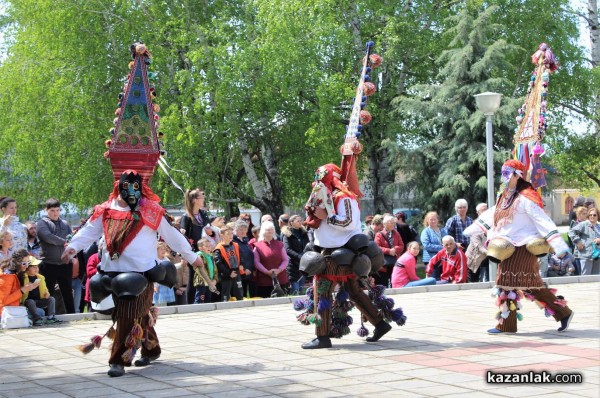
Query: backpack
[[1, 306, 32, 329]]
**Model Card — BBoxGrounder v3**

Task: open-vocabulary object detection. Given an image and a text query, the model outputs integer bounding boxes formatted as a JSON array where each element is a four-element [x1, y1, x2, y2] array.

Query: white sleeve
[[66, 215, 104, 253], [523, 198, 569, 254], [158, 217, 200, 264], [326, 198, 357, 231], [464, 207, 494, 237]]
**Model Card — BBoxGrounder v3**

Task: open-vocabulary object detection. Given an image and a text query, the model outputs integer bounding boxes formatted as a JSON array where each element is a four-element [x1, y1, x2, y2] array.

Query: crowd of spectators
[[1, 192, 598, 327]]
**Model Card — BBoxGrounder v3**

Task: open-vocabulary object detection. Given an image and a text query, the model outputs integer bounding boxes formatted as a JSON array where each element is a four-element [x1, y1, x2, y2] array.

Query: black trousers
[[40, 262, 75, 314]]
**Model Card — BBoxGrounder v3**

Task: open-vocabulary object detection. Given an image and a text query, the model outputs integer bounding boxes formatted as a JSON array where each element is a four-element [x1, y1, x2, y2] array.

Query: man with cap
[[465, 159, 574, 334]]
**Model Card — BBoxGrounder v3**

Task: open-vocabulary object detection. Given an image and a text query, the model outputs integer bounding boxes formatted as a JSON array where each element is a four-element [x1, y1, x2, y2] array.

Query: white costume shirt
[[66, 200, 199, 273], [464, 194, 568, 255], [314, 196, 362, 249]]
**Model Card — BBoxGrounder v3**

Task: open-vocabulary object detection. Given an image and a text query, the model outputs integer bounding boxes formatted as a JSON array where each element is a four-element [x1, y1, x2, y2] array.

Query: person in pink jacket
[[391, 242, 436, 288]]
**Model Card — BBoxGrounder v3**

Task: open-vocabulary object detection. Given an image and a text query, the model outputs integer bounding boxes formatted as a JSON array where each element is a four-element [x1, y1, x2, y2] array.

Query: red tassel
[[91, 335, 103, 349], [78, 343, 95, 355]]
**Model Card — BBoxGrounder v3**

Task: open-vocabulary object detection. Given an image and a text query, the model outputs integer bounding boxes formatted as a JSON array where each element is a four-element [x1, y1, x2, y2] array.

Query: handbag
[[378, 232, 397, 267], [592, 243, 600, 260], [270, 272, 287, 298], [1, 306, 32, 329]]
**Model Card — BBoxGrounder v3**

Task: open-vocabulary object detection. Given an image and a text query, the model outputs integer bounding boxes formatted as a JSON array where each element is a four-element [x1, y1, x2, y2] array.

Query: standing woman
[[568, 207, 600, 275], [180, 188, 210, 304], [253, 221, 290, 298], [420, 211, 447, 280], [0, 197, 28, 256], [374, 215, 404, 287], [282, 215, 309, 295]]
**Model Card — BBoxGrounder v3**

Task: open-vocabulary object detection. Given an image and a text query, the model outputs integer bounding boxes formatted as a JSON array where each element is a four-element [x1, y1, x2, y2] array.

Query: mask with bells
[[119, 170, 142, 211]]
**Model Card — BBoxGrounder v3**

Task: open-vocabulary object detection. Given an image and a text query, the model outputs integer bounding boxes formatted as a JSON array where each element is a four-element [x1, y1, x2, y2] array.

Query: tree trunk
[[588, 0, 600, 123], [229, 136, 284, 218], [589, 0, 599, 68]]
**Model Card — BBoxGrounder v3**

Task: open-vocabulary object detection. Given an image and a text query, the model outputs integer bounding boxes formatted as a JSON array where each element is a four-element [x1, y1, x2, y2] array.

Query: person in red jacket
[[374, 215, 404, 287], [426, 236, 468, 284]]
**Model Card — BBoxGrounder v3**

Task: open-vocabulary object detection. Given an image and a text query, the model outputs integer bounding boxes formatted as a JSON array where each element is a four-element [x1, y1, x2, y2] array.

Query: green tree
[[392, 6, 519, 217]]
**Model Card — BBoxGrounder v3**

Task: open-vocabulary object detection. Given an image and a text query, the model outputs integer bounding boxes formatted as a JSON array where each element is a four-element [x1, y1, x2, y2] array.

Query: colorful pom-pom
[[336, 289, 349, 302], [135, 43, 147, 55], [356, 323, 369, 337], [507, 291, 517, 300], [317, 298, 331, 313], [369, 54, 382, 68], [293, 299, 306, 311], [360, 110, 372, 124], [363, 82, 376, 96], [77, 342, 95, 354], [516, 312, 523, 321]]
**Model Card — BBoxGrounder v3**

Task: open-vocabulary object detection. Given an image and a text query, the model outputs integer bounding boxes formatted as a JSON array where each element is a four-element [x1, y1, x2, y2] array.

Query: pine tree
[[392, 5, 519, 218]]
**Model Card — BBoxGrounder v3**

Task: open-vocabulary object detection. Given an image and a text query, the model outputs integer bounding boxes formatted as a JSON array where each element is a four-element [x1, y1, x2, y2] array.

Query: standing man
[[37, 198, 76, 314], [445, 198, 473, 281]]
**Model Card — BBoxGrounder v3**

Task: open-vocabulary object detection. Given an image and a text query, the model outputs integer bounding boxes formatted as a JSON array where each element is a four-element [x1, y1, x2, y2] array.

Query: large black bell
[[330, 247, 355, 266], [344, 233, 370, 253], [369, 251, 385, 275], [89, 272, 112, 303], [365, 241, 382, 259], [110, 272, 148, 301], [146, 262, 167, 283], [351, 254, 371, 277], [299, 251, 326, 276], [158, 260, 177, 288]]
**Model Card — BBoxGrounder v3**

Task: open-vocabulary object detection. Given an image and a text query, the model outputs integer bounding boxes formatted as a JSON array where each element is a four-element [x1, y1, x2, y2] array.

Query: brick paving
[[0, 280, 598, 397]]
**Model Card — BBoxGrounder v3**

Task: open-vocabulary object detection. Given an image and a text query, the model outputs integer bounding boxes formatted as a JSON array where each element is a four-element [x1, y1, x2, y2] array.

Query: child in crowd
[[21, 258, 61, 326], [153, 242, 175, 307], [213, 226, 243, 302], [194, 238, 218, 303], [547, 252, 576, 277]]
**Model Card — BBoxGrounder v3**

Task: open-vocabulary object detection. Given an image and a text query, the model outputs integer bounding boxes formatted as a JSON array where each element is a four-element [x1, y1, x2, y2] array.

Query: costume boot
[[366, 320, 392, 342], [301, 336, 332, 349]]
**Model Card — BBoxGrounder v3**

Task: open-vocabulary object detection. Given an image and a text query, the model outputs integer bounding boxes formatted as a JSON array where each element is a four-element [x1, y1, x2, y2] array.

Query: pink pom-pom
[[360, 110, 372, 124], [369, 54, 382, 68], [135, 44, 147, 55], [363, 82, 376, 96]]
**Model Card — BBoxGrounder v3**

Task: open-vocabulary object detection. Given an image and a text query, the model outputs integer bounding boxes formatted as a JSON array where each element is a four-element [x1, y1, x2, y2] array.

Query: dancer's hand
[[61, 248, 76, 264], [314, 208, 328, 220]]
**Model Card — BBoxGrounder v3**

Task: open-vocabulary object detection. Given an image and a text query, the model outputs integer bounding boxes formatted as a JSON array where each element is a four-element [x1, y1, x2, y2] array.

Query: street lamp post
[[474, 92, 502, 283], [474, 92, 502, 208]]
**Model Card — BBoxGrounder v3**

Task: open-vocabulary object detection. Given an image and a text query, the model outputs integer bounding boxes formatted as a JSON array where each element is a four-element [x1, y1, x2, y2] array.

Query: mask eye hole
[[133, 182, 140, 190], [122, 181, 129, 190]]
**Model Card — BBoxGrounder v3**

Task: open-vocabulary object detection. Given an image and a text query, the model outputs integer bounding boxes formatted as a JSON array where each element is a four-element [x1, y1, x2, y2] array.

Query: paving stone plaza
[[1, 278, 598, 398]]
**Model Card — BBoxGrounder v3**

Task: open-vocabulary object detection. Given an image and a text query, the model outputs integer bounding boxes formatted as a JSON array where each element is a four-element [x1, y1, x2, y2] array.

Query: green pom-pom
[[307, 313, 322, 326], [316, 280, 332, 295], [516, 312, 523, 321]]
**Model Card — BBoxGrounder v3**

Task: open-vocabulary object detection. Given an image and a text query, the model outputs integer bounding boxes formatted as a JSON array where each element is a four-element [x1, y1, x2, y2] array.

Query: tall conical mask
[[107, 42, 161, 184]]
